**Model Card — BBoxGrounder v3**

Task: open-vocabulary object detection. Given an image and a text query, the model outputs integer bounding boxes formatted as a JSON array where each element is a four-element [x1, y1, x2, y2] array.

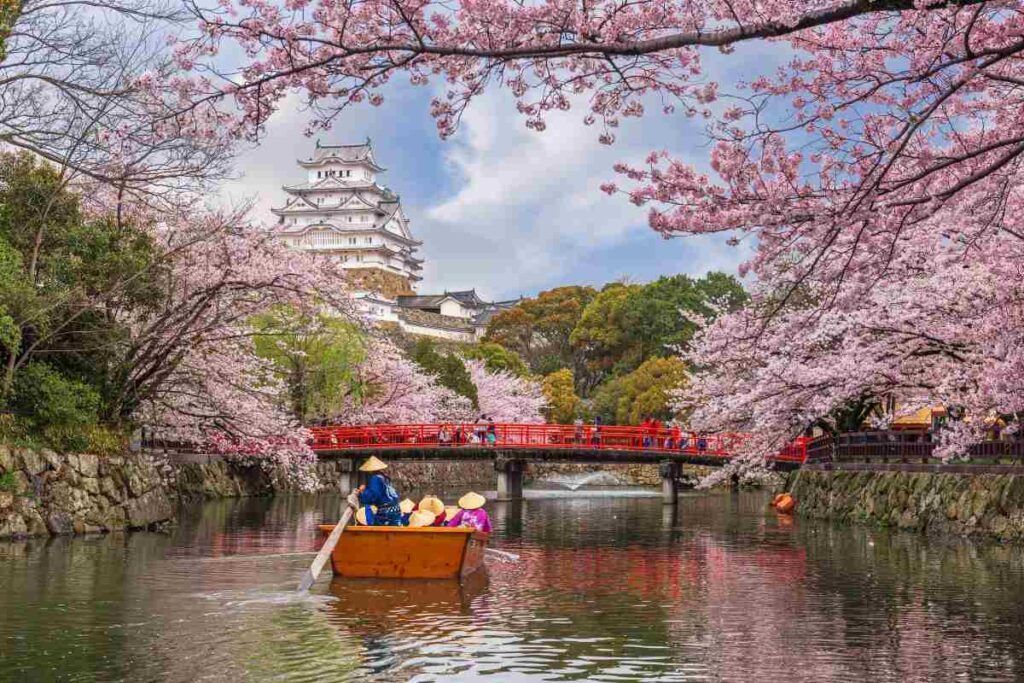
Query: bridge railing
[[309, 424, 811, 463]]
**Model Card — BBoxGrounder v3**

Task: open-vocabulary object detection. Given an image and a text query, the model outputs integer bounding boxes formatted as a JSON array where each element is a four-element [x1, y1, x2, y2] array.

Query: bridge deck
[[315, 445, 805, 469], [310, 423, 808, 468]]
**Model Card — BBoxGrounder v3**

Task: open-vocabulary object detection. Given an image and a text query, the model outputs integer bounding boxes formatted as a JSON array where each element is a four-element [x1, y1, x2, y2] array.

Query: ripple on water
[[2, 493, 1024, 681]]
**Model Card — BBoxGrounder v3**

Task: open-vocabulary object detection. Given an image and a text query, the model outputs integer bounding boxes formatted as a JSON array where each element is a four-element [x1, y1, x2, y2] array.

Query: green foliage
[[570, 282, 642, 379], [541, 369, 582, 424], [486, 273, 745, 405], [0, 152, 163, 426], [0, 470, 16, 493], [484, 285, 596, 377], [573, 274, 747, 382], [411, 338, 478, 406], [13, 362, 100, 429], [591, 357, 688, 425], [10, 362, 104, 451], [463, 342, 529, 377], [251, 306, 367, 423]]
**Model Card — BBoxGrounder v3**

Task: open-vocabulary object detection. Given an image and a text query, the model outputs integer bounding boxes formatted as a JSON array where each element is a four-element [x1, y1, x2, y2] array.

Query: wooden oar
[[298, 505, 353, 591], [485, 548, 520, 562]]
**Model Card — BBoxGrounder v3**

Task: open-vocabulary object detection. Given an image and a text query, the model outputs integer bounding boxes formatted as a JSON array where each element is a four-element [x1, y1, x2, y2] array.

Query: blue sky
[[219, 49, 779, 301]]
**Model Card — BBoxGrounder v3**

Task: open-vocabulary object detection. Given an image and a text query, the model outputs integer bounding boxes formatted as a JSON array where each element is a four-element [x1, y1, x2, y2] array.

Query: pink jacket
[[445, 508, 492, 533]]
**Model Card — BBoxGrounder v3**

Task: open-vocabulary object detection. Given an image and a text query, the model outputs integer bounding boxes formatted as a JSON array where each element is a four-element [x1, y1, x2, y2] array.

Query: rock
[[73, 453, 100, 479], [16, 448, 47, 476], [39, 449, 63, 471], [0, 444, 13, 473], [46, 511, 74, 535], [0, 511, 29, 538], [100, 476, 124, 503], [124, 489, 173, 529], [0, 491, 12, 510]]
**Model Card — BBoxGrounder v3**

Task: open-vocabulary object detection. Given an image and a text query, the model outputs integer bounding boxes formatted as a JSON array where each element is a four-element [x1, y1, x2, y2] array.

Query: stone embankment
[[0, 446, 173, 539], [0, 447, 498, 540], [789, 468, 1024, 541]]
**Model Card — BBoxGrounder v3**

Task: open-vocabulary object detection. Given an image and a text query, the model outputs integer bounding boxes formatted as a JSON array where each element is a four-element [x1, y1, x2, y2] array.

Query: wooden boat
[[317, 524, 489, 579]]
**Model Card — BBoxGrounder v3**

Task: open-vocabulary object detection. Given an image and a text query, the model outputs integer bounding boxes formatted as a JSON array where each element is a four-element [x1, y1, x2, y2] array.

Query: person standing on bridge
[[349, 456, 403, 526]]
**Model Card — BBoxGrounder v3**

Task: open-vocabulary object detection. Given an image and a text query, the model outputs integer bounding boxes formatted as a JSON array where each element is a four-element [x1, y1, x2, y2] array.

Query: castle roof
[[298, 139, 385, 171]]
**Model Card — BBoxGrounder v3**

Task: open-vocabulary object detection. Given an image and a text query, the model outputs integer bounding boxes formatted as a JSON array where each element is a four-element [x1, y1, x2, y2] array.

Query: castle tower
[[271, 139, 423, 298]]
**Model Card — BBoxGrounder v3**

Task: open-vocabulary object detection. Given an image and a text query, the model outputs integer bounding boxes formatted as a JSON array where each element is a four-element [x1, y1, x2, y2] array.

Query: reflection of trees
[[0, 534, 167, 679], [794, 523, 1024, 681], [2, 492, 1024, 680]]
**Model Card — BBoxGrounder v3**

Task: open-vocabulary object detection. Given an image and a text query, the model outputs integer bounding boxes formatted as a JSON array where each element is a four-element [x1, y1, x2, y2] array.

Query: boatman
[[348, 456, 403, 526]]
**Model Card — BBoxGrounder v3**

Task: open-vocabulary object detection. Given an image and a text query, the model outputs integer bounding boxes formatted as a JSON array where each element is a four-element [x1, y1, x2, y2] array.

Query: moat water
[[2, 490, 1024, 682]]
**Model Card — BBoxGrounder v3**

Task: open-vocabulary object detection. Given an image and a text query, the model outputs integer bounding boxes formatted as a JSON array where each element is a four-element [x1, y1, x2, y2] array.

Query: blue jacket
[[359, 473, 402, 526], [359, 473, 399, 507]]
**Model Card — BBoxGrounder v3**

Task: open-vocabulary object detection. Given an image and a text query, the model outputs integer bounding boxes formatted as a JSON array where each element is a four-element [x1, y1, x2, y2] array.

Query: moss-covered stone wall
[[789, 468, 1024, 541], [0, 446, 173, 539]]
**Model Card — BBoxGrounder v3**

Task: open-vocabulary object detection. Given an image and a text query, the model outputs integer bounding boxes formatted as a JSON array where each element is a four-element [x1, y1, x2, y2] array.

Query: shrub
[[12, 362, 100, 431]]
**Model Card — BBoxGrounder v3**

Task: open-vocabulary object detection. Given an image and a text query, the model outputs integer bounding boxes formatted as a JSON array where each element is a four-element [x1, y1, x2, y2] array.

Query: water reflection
[[0, 491, 1022, 681]]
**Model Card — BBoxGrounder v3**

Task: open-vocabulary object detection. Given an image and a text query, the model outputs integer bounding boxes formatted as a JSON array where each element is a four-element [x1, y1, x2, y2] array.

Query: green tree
[[0, 153, 162, 426], [591, 357, 688, 425], [571, 273, 747, 385], [251, 307, 367, 422], [463, 342, 529, 377], [541, 369, 582, 424], [570, 282, 642, 382], [410, 338, 478, 407], [484, 285, 596, 377]]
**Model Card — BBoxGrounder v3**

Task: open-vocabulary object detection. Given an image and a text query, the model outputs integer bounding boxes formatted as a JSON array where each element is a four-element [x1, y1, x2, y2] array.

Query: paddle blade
[[297, 569, 317, 592], [297, 506, 353, 591]]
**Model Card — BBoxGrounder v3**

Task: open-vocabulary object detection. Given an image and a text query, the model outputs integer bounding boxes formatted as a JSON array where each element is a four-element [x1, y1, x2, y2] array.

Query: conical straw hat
[[407, 509, 436, 528], [419, 495, 445, 516], [399, 498, 416, 515], [458, 491, 486, 510], [444, 506, 459, 520], [359, 456, 388, 472]]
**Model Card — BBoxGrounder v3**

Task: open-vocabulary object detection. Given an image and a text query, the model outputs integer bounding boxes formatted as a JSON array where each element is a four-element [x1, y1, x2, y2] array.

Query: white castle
[[272, 140, 516, 340]]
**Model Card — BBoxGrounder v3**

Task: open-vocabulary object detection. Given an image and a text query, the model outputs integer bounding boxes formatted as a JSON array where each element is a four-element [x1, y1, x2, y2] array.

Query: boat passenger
[[418, 495, 446, 525], [443, 505, 460, 524], [399, 498, 416, 525], [446, 492, 492, 533], [407, 509, 436, 528], [352, 456, 403, 526]]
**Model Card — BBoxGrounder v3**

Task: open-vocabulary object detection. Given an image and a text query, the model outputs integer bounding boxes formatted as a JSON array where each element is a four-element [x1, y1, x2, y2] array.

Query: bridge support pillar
[[496, 458, 524, 502], [659, 461, 680, 505], [335, 458, 355, 494]]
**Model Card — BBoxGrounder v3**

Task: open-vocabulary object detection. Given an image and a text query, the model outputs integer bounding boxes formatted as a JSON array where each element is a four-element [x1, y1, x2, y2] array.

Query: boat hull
[[318, 525, 489, 579]]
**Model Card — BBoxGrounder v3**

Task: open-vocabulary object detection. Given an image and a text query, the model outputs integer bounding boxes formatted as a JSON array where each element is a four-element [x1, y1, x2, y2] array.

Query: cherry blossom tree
[[2, 0, 234, 207], [466, 359, 546, 423], [183, 1, 1024, 461], [94, 204, 363, 487], [342, 338, 475, 424]]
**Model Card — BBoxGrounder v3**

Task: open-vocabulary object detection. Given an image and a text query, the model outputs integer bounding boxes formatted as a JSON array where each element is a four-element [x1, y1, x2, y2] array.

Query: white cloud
[[214, 85, 754, 301], [419, 90, 748, 298]]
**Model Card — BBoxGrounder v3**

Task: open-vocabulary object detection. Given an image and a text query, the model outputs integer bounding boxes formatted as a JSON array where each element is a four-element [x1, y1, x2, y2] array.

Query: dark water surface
[[2, 490, 1024, 682]]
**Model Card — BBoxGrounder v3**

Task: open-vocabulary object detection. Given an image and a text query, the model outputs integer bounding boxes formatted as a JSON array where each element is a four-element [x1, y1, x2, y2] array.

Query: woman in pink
[[446, 491, 492, 533]]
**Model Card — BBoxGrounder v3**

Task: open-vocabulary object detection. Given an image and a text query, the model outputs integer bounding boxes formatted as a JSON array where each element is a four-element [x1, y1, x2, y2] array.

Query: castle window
[[366, 237, 372, 244], [349, 238, 356, 245]]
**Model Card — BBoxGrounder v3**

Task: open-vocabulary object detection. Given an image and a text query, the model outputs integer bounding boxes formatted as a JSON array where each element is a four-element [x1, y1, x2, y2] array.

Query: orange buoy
[[770, 493, 786, 508], [775, 494, 796, 514]]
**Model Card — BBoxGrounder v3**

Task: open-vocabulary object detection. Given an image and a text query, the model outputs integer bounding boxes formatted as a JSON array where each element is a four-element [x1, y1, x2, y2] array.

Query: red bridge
[[310, 423, 809, 504]]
